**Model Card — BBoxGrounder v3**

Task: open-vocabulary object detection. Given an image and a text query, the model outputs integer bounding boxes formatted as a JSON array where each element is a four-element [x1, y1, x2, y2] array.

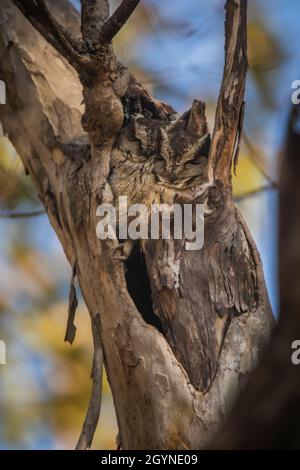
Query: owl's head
[[158, 100, 210, 183]]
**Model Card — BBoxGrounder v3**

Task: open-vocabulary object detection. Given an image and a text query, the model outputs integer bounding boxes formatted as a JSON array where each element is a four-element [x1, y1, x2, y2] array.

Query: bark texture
[[0, 0, 273, 449]]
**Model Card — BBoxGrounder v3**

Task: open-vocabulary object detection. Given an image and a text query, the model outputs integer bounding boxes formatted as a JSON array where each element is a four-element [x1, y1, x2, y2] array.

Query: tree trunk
[[0, 0, 274, 449]]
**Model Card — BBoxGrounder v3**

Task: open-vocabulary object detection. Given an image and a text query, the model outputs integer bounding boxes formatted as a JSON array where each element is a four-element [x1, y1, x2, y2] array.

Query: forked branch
[[12, 0, 141, 70]]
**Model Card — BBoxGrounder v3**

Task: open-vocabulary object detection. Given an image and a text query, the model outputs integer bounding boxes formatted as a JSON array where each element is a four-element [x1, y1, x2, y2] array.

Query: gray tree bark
[[0, 0, 273, 449]]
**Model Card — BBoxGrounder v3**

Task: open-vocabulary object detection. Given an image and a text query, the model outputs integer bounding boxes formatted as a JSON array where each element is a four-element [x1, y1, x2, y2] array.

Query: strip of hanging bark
[[76, 314, 104, 450], [99, 0, 141, 42], [64, 265, 78, 345], [233, 100, 245, 175]]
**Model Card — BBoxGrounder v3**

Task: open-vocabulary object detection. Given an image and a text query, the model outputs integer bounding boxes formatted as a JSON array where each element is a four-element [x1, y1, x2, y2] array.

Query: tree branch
[[39, 0, 83, 53], [208, 0, 248, 184], [234, 183, 278, 202], [0, 209, 45, 219], [81, 0, 110, 42], [242, 132, 278, 187], [100, 0, 141, 42], [76, 314, 103, 450], [12, 0, 84, 68]]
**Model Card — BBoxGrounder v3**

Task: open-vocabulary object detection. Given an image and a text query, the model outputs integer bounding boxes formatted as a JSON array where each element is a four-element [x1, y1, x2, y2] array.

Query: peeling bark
[[0, 0, 274, 449]]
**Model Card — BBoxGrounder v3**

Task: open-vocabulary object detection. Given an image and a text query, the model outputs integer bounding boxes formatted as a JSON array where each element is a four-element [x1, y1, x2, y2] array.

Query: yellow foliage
[[232, 152, 263, 197]]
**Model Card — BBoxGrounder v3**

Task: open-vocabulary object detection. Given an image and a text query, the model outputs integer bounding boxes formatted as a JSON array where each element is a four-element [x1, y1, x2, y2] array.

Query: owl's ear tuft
[[186, 100, 208, 136]]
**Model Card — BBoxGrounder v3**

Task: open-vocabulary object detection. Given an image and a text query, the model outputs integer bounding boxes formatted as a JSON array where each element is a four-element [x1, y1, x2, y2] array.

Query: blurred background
[[0, 0, 299, 449]]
